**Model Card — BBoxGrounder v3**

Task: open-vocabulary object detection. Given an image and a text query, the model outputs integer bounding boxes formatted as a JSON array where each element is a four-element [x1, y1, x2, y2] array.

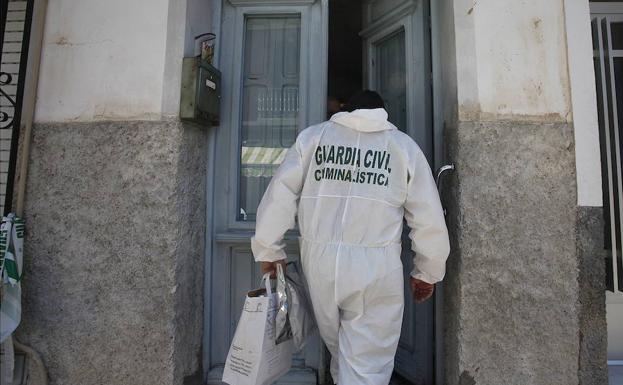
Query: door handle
[[436, 164, 455, 191], [435, 164, 455, 216]]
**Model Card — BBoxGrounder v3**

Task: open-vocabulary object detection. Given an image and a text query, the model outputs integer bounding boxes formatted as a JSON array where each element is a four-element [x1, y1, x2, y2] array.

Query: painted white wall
[[453, 0, 571, 121], [160, 0, 214, 117], [34, 0, 170, 122], [607, 292, 623, 360], [160, 0, 187, 117], [565, 0, 602, 206], [452, 0, 479, 120]]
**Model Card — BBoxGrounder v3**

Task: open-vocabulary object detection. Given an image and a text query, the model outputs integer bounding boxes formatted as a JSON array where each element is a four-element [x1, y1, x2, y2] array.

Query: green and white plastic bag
[[0, 214, 25, 343]]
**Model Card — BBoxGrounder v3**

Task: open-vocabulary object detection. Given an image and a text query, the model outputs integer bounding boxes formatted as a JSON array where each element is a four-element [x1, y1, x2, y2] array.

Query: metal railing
[[592, 15, 623, 293], [1, 0, 34, 216]]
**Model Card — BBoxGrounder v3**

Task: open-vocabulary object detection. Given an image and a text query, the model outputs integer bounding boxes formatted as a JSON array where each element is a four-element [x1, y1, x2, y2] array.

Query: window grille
[[1, 0, 34, 216], [592, 14, 623, 292]]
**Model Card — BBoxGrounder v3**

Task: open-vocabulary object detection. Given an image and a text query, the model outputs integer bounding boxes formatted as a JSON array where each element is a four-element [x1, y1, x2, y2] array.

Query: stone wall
[[16, 120, 207, 385], [443, 120, 579, 385]]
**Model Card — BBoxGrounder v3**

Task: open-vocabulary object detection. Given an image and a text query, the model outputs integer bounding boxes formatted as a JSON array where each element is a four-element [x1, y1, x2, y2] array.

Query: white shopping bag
[[222, 273, 293, 385]]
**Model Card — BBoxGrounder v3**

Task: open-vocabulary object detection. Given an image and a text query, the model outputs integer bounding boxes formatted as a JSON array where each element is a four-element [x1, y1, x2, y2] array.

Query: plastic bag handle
[[262, 273, 272, 296], [275, 263, 286, 304], [276, 263, 285, 282]]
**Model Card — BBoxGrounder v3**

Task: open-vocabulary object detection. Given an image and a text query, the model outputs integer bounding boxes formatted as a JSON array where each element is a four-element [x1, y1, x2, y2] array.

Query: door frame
[[203, 0, 448, 383], [429, 0, 447, 383]]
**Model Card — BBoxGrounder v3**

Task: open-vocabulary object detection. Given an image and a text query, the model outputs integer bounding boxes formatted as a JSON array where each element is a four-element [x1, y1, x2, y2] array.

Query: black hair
[[341, 90, 385, 112]]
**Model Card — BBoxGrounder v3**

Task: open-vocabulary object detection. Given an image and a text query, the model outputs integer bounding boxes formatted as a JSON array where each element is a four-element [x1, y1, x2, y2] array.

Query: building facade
[[1, 0, 621, 384]]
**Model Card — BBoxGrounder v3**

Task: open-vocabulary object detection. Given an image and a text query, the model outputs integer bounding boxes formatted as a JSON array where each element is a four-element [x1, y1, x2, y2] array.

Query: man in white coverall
[[251, 90, 450, 385]]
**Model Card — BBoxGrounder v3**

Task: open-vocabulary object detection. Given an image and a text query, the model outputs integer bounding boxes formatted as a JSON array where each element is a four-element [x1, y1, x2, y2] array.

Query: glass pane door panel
[[376, 30, 407, 132], [239, 16, 301, 222]]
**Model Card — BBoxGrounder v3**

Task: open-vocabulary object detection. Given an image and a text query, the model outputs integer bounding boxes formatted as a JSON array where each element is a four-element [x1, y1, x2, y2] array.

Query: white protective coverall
[[251, 108, 450, 385]]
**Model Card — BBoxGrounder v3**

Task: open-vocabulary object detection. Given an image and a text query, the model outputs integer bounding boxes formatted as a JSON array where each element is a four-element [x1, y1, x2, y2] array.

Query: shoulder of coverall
[[384, 129, 427, 178], [293, 121, 333, 154]]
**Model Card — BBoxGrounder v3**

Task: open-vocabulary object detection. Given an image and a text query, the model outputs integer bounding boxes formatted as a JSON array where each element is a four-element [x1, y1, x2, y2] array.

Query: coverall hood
[[329, 108, 397, 132]]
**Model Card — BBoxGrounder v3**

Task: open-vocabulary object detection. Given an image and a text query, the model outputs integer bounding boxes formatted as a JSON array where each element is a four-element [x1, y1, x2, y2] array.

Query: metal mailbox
[[180, 57, 221, 126]]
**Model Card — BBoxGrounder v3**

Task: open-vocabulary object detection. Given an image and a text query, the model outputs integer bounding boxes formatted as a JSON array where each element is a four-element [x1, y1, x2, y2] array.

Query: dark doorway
[[327, 0, 362, 117]]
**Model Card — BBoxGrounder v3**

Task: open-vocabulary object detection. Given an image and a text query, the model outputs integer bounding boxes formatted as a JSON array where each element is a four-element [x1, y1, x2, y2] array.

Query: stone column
[[10, 0, 210, 383], [440, 1, 593, 384], [16, 120, 207, 385]]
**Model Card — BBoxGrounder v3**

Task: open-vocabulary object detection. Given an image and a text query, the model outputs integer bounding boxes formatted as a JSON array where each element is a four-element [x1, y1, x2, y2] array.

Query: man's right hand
[[410, 277, 435, 303], [260, 260, 286, 279]]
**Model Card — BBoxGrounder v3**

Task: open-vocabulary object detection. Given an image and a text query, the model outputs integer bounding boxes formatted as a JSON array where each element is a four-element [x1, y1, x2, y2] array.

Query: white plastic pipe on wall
[[15, 0, 47, 217], [13, 0, 50, 383]]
